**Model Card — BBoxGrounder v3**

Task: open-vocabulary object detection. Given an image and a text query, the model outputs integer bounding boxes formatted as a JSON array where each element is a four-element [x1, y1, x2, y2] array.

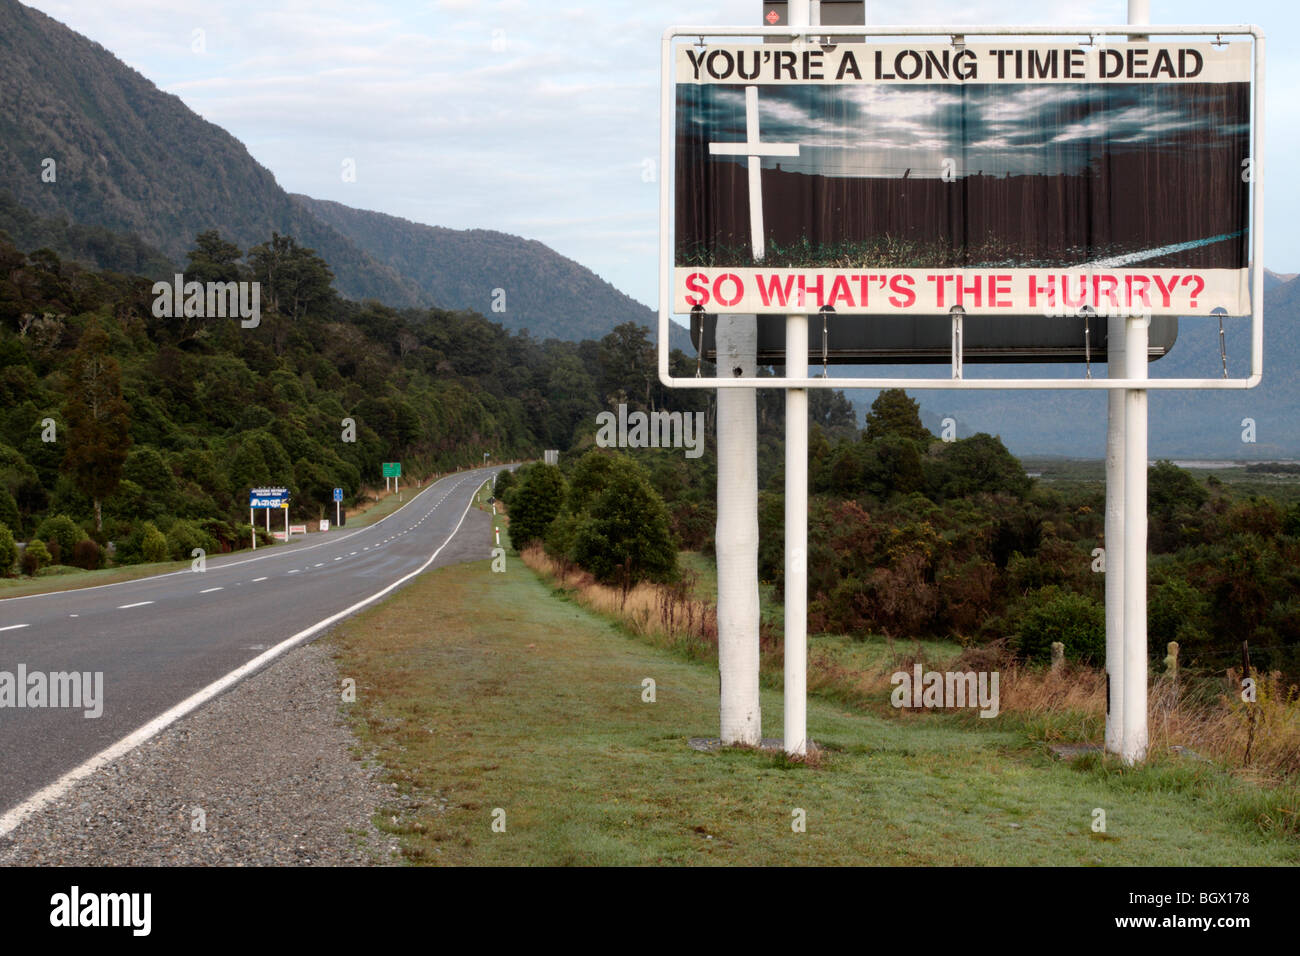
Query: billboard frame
[[657, 23, 1265, 391]]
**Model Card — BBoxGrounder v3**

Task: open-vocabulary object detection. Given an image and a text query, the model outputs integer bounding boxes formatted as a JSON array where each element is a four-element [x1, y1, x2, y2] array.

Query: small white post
[[250, 506, 255, 550], [783, 0, 812, 758], [336, 499, 341, 528], [265, 507, 270, 534], [284, 506, 288, 541]]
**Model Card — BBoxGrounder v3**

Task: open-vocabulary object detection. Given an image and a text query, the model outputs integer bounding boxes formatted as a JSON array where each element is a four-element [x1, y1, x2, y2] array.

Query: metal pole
[[250, 507, 255, 550], [783, 0, 812, 757], [1104, 313, 1125, 754], [1118, 0, 1150, 766], [284, 506, 288, 542], [336, 499, 340, 527]]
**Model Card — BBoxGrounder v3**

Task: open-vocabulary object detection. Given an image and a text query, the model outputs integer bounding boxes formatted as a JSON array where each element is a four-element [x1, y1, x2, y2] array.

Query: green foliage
[[22, 538, 50, 576], [140, 522, 169, 564], [864, 389, 931, 443], [0, 523, 16, 576], [1013, 587, 1106, 665], [493, 468, 515, 500], [552, 453, 677, 587], [71, 537, 101, 570], [34, 513, 86, 562], [0, 486, 19, 536], [164, 519, 217, 562], [508, 465, 567, 548]]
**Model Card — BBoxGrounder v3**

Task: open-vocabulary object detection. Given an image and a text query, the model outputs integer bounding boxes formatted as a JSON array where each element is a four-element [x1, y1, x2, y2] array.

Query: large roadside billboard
[[674, 40, 1253, 318]]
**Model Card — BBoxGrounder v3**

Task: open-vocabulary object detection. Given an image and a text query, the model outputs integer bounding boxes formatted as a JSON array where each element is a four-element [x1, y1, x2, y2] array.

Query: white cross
[[708, 85, 799, 261]]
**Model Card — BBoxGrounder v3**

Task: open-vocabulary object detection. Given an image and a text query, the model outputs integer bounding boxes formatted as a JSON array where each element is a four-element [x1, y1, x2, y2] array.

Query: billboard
[[673, 40, 1253, 318]]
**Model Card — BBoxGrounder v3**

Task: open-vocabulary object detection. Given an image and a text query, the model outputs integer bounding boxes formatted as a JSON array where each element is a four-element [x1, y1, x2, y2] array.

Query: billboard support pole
[[1120, 0, 1150, 765], [783, 0, 812, 758], [250, 507, 255, 551], [1105, 314, 1126, 755]]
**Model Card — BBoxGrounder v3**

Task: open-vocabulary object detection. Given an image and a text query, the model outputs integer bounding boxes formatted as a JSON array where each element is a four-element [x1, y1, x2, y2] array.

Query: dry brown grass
[[520, 545, 1300, 783]]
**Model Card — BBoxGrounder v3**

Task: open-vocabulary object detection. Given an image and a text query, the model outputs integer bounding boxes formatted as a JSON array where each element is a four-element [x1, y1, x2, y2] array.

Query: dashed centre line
[[0, 624, 29, 632], [117, 601, 154, 609], [199, 587, 224, 594]]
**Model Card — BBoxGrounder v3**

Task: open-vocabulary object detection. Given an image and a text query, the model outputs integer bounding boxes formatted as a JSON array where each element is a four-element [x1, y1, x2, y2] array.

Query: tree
[[864, 389, 931, 443], [566, 458, 678, 587], [247, 232, 335, 321], [185, 231, 244, 284], [508, 464, 566, 548], [0, 523, 16, 576], [62, 320, 131, 530]]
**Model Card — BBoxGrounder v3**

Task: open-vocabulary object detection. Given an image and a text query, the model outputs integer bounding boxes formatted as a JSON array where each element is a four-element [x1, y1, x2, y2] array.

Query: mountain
[[0, 0, 667, 346], [838, 275, 1300, 459], [293, 196, 671, 346], [0, 0, 426, 306]]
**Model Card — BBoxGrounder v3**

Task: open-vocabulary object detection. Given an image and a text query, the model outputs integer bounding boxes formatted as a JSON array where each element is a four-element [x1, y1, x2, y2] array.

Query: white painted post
[[284, 505, 288, 541], [265, 506, 269, 534], [250, 506, 255, 550], [1120, 0, 1150, 766], [716, 314, 761, 745], [336, 499, 341, 528], [1104, 313, 1125, 755], [783, 0, 812, 758]]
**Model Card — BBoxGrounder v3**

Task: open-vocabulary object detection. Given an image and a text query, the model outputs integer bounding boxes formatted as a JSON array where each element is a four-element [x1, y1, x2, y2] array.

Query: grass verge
[[327, 555, 1299, 865]]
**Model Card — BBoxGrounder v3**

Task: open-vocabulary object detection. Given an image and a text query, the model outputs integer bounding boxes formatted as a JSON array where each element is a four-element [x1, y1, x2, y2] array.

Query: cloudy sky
[[22, 0, 1298, 307], [688, 81, 1249, 178]]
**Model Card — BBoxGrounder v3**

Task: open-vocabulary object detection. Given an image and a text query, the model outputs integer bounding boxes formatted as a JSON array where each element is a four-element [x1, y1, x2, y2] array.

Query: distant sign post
[[334, 487, 343, 527], [382, 462, 401, 498], [249, 486, 289, 551]]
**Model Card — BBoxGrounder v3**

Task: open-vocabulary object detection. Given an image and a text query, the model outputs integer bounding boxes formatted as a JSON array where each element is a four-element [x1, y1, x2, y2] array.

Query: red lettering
[[797, 274, 825, 309], [827, 275, 855, 308], [1093, 274, 1120, 308], [756, 273, 795, 308], [1125, 274, 1152, 307], [1028, 274, 1056, 308], [956, 274, 982, 308], [888, 274, 915, 308], [1152, 274, 1180, 308], [990, 274, 1012, 308], [685, 272, 709, 307], [925, 274, 951, 308], [713, 273, 743, 308]]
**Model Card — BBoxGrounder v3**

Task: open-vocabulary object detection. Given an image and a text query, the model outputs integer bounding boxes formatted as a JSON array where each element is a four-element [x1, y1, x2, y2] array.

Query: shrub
[[71, 538, 101, 570], [0, 523, 16, 576], [140, 523, 169, 563], [165, 519, 217, 561], [493, 469, 515, 500], [22, 539, 50, 576], [0, 488, 19, 537], [508, 464, 566, 548], [34, 514, 86, 563], [1013, 587, 1106, 665]]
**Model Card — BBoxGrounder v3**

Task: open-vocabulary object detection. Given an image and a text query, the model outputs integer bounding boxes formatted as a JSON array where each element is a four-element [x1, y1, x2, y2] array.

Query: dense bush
[[508, 464, 566, 548], [34, 514, 86, 564], [0, 523, 16, 576], [1012, 587, 1106, 665], [21, 538, 50, 576], [140, 523, 169, 563], [71, 537, 101, 570]]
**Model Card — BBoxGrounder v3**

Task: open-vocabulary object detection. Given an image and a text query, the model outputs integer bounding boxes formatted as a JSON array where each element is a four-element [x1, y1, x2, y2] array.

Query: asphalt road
[[0, 466, 502, 817]]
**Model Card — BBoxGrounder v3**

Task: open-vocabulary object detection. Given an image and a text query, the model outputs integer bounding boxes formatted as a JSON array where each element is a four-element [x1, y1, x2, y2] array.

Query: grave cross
[[708, 85, 799, 260]]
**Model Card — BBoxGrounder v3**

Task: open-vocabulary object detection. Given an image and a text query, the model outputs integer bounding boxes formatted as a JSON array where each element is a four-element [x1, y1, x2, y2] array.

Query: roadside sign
[[382, 462, 401, 478], [658, 24, 1263, 390], [333, 487, 343, 502]]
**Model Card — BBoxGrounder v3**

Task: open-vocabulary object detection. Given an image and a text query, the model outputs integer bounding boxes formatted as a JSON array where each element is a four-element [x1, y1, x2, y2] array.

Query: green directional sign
[[382, 462, 401, 478]]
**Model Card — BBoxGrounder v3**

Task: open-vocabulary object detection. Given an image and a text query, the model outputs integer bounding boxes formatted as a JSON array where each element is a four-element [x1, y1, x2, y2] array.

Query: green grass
[[327, 555, 1299, 865]]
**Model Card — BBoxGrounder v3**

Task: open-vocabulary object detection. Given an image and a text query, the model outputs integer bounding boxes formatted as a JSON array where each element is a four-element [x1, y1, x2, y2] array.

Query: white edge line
[[0, 624, 28, 632], [0, 468, 498, 605], [0, 476, 492, 839]]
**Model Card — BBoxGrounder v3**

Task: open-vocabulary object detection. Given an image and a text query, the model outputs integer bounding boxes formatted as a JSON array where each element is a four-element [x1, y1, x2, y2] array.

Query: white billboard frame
[[657, 23, 1265, 391]]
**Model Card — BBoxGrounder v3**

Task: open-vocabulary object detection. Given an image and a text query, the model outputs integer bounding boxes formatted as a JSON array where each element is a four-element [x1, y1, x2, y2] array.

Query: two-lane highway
[[0, 467, 503, 830]]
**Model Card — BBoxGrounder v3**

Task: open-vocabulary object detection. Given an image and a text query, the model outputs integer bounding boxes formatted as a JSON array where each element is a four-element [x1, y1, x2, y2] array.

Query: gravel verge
[[0, 638, 399, 866]]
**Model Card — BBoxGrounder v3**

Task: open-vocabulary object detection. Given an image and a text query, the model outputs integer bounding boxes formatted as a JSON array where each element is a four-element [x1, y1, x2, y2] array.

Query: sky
[[21, 0, 1300, 309]]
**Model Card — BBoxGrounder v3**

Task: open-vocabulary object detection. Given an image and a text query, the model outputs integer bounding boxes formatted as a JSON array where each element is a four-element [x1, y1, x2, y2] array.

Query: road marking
[[288, 569, 300, 575], [199, 587, 224, 594], [0, 479, 485, 840], [117, 601, 154, 609], [252, 577, 268, 582], [350, 552, 357, 556], [314, 563, 324, 568], [333, 556, 343, 561], [0, 624, 28, 632]]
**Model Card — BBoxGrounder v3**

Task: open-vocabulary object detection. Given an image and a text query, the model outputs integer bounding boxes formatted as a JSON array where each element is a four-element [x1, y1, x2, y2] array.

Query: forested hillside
[[0, 228, 705, 567]]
